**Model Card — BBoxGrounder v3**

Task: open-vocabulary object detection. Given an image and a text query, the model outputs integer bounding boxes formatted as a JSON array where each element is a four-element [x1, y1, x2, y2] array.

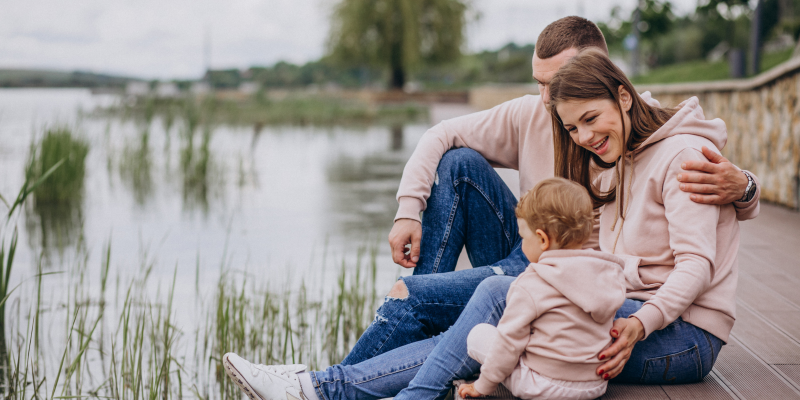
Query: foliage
[[327, 0, 469, 89], [28, 128, 89, 205]]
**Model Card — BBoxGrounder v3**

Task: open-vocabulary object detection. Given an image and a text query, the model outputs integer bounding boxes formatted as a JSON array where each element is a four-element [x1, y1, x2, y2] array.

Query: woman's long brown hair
[[547, 48, 678, 210]]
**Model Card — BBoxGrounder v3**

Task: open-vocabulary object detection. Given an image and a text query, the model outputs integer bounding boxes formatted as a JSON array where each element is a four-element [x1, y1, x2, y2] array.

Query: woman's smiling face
[[555, 88, 633, 164]]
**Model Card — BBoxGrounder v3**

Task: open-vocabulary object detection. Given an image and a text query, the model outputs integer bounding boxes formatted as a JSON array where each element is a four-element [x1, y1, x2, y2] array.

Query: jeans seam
[[455, 177, 513, 247], [432, 190, 460, 274], [353, 361, 427, 385], [310, 372, 328, 400]]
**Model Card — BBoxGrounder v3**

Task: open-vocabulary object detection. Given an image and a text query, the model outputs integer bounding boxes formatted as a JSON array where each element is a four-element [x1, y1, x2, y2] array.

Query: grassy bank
[[632, 48, 795, 84], [103, 93, 428, 127]]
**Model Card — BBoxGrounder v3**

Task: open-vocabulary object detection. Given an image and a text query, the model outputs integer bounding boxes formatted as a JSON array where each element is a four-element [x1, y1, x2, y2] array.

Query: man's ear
[[535, 229, 551, 251], [618, 85, 632, 112]]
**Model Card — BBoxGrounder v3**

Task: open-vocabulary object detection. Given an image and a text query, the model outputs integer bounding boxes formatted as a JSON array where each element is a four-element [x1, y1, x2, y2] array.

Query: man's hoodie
[[597, 96, 750, 343], [473, 249, 627, 394]]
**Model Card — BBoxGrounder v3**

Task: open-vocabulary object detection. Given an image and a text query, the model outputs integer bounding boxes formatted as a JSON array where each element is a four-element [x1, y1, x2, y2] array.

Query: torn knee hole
[[387, 280, 409, 299]]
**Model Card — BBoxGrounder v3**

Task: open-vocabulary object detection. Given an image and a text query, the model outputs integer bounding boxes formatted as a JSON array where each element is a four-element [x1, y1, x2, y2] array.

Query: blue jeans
[[310, 281, 725, 400], [309, 148, 724, 398], [341, 148, 527, 366]]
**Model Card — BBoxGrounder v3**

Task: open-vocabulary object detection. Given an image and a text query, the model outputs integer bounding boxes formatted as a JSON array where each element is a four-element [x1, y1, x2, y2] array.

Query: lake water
[[0, 89, 430, 288]]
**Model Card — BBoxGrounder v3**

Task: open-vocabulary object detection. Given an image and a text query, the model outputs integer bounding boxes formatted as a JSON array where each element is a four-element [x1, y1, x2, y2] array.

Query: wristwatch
[[737, 171, 757, 203]]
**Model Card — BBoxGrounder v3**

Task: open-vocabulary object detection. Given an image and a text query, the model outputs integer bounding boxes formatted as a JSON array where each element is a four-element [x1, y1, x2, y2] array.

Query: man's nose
[[540, 86, 549, 103]]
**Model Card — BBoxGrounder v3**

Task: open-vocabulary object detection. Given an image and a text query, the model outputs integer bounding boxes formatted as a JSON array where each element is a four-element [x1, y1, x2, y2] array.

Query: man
[[343, 15, 759, 367]]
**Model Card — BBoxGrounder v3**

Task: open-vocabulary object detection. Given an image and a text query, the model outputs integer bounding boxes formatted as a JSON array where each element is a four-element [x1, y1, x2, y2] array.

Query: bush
[[28, 127, 89, 204]]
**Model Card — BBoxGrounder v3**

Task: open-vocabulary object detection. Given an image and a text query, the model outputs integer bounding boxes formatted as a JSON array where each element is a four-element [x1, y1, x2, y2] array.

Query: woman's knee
[[474, 276, 514, 303]]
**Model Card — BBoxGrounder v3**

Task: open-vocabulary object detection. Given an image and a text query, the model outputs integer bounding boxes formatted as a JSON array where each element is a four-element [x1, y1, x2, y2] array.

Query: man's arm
[[677, 146, 760, 220], [390, 96, 538, 267]]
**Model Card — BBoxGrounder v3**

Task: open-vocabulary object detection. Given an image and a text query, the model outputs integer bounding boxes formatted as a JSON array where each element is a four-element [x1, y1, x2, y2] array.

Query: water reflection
[[325, 126, 408, 235], [118, 130, 154, 205], [180, 124, 216, 213], [24, 127, 89, 259]]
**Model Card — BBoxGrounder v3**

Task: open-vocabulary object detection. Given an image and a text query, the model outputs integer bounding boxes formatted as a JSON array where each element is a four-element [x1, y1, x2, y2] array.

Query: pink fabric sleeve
[[733, 170, 760, 221], [633, 149, 717, 339], [394, 97, 534, 222], [473, 283, 540, 395]]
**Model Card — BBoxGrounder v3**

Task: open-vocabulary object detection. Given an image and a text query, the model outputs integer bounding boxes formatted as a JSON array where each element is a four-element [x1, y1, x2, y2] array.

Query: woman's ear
[[618, 85, 632, 112], [535, 229, 551, 251]]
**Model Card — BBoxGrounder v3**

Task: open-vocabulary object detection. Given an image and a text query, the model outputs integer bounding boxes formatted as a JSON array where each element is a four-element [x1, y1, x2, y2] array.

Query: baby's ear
[[535, 229, 551, 250]]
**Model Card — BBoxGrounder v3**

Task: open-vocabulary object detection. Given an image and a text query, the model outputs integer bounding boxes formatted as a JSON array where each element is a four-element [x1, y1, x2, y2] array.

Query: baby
[[459, 177, 626, 400]]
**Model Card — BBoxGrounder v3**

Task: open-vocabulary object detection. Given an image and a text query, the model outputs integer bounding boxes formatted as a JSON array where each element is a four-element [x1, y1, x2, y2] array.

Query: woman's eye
[[567, 126, 577, 133], [586, 116, 596, 123]]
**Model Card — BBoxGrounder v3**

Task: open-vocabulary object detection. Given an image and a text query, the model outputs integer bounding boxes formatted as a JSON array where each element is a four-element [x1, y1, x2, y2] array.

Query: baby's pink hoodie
[[473, 249, 627, 395], [597, 97, 750, 343]]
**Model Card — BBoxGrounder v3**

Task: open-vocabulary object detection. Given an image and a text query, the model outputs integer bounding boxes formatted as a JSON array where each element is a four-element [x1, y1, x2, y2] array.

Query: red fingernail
[[604, 374, 609, 380], [599, 354, 605, 360], [611, 330, 618, 336], [599, 369, 604, 375]]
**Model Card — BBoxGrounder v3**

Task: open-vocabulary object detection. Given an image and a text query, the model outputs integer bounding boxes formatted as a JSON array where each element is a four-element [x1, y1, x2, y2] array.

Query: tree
[[327, 0, 469, 90]]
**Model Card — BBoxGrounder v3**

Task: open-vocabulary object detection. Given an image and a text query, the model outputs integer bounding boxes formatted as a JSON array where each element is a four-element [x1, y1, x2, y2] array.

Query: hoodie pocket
[[619, 255, 663, 292], [640, 345, 702, 384]]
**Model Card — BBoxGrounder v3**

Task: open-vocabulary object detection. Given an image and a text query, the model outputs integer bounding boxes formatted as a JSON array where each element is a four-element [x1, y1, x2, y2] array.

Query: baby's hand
[[457, 382, 485, 398]]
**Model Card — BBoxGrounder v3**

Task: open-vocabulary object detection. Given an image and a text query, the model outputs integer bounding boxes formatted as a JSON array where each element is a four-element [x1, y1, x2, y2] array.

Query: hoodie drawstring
[[611, 155, 634, 253]]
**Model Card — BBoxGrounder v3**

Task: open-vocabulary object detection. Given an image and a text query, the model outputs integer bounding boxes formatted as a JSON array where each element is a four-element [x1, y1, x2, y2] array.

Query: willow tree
[[328, 0, 468, 90]]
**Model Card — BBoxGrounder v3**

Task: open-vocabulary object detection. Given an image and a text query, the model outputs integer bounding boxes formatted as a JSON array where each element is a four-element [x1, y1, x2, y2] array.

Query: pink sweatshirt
[[473, 249, 627, 394], [598, 97, 751, 343], [395, 94, 760, 225]]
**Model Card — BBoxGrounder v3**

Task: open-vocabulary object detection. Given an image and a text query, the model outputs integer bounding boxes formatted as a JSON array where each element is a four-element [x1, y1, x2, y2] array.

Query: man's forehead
[[532, 48, 579, 81]]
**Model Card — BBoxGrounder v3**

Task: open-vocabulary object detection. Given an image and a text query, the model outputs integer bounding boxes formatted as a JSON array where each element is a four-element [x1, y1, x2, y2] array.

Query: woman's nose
[[577, 128, 593, 146]]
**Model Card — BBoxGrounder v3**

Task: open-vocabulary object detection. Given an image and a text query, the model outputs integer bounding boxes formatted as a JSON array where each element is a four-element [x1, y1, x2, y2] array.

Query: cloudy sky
[[0, 0, 699, 80]]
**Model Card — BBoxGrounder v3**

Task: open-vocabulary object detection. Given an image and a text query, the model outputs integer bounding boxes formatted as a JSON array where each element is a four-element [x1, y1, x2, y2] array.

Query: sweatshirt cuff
[[473, 376, 498, 397], [394, 197, 425, 223], [632, 304, 664, 340]]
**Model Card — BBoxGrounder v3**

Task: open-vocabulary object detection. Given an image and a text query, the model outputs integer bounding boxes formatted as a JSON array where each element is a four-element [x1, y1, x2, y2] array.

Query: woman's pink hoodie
[[598, 96, 751, 343], [473, 249, 627, 394]]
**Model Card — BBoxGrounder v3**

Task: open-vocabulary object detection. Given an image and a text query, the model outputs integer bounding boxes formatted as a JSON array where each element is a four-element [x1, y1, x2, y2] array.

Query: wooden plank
[[730, 303, 800, 364], [714, 337, 800, 399], [776, 365, 800, 389], [659, 372, 738, 400], [602, 383, 669, 400]]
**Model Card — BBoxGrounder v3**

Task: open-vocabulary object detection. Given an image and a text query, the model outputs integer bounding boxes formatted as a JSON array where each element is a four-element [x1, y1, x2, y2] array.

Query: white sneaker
[[223, 352, 308, 400]]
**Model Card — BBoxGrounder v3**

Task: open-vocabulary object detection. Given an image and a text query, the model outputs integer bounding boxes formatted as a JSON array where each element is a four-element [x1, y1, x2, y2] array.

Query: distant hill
[[0, 69, 141, 88]]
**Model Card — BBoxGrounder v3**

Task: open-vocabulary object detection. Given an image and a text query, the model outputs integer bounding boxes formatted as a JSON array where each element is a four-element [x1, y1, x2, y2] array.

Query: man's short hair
[[536, 16, 608, 59], [515, 177, 594, 248]]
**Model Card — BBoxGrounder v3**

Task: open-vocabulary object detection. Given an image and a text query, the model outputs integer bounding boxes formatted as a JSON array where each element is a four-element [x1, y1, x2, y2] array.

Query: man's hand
[[457, 382, 485, 398], [597, 317, 645, 380], [389, 219, 422, 268], [678, 146, 748, 205]]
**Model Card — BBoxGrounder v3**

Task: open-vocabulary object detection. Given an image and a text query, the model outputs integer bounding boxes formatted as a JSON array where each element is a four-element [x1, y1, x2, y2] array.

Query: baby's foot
[[222, 353, 307, 400]]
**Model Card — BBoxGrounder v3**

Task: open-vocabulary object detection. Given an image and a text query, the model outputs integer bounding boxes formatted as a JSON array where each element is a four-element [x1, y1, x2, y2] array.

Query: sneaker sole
[[222, 354, 265, 400]]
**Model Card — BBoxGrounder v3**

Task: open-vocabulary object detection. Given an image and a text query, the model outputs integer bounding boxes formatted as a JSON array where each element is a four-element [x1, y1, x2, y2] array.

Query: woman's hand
[[458, 383, 485, 398], [596, 317, 645, 380]]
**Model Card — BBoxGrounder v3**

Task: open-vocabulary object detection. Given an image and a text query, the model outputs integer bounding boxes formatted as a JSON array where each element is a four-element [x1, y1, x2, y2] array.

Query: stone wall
[[638, 57, 800, 209]]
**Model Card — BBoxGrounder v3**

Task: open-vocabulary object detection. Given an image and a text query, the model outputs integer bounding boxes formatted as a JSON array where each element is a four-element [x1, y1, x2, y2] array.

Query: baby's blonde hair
[[515, 177, 594, 248]]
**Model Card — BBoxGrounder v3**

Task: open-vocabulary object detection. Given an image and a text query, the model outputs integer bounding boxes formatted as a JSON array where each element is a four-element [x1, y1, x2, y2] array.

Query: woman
[[390, 47, 747, 398], [223, 48, 754, 400]]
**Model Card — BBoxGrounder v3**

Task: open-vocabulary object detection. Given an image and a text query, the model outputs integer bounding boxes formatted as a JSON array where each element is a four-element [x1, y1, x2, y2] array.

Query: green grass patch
[[633, 48, 795, 84], [27, 127, 89, 205], [105, 94, 427, 128]]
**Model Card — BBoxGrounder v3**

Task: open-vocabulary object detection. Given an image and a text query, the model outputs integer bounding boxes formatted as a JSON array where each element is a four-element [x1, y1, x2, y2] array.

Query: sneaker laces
[[250, 363, 305, 379]]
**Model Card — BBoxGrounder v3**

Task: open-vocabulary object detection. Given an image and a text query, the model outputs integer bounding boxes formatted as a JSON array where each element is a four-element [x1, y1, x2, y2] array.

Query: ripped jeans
[[342, 148, 528, 366]]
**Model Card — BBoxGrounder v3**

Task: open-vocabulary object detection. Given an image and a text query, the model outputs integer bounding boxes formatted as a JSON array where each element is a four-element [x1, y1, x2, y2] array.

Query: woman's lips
[[591, 137, 610, 156]]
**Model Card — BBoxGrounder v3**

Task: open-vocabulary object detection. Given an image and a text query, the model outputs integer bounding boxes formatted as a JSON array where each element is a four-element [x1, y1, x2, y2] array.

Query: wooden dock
[[453, 202, 800, 399]]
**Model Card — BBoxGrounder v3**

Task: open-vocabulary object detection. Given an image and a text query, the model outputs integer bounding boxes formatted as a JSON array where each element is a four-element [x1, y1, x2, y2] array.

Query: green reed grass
[[27, 127, 89, 205]]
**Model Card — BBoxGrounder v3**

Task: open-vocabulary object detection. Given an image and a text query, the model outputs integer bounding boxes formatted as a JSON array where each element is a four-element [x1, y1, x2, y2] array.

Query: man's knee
[[387, 280, 409, 299], [438, 148, 487, 177]]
